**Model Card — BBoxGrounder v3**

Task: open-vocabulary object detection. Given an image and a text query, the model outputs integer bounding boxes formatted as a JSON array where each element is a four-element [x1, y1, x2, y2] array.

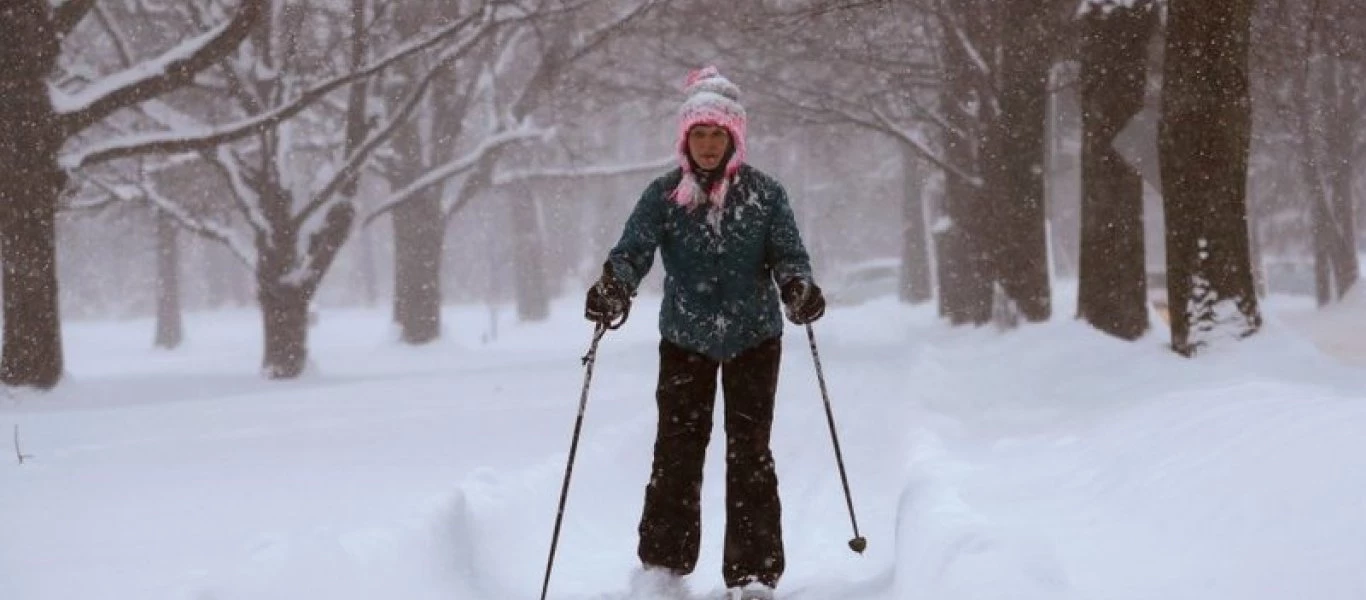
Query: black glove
[[781, 278, 826, 325], [585, 266, 631, 326]]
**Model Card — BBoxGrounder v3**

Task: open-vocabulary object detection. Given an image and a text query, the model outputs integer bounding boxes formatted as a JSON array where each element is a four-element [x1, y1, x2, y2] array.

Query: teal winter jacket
[[606, 164, 814, 361]]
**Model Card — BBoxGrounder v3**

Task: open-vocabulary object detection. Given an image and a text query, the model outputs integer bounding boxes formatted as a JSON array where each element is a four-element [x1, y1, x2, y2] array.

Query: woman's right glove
[[781, 277, 826, 325], [585, 266, 631, 326]]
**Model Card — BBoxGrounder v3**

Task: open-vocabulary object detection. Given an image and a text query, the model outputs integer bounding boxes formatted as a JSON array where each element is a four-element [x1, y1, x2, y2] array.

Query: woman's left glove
[[781, 278, 826, 325]]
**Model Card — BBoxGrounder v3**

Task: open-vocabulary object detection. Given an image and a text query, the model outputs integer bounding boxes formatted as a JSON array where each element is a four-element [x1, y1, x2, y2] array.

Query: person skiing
[[584, 66, 826, 600]]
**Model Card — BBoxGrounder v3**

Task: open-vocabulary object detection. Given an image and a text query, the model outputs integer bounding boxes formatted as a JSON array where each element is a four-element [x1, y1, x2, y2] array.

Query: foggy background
[[43, 0, 1363, 333]]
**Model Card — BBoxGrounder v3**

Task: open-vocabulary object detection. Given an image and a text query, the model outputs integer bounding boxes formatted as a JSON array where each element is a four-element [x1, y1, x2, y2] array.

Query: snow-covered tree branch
[[52, 0, 96, 37], [364, 122, 551, 226], [63, 5, 497, 170], [55, 0, 267, 137], [490, 154, 675, 187], [297, 20, 508, 229]]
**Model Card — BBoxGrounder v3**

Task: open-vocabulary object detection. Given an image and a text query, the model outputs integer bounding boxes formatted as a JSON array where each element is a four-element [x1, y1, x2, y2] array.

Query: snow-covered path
[[4, 291, 1366, 600]]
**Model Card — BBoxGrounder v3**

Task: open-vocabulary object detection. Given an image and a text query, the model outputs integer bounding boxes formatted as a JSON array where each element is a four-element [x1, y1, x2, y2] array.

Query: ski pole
[[804, 323, 867, 554], [540, 321, 611, 600]]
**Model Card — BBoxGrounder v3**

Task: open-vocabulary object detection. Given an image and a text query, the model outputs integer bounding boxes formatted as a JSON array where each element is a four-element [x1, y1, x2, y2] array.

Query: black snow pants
[[637, 336, 784, 589]]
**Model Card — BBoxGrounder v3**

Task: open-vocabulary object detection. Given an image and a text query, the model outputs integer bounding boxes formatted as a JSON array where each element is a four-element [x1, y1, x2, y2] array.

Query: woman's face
[[687, 124, 731, 171]]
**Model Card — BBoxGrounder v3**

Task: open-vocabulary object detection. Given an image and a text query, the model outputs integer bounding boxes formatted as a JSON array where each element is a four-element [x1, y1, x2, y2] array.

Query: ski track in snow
[[5, 291, 1366, 599]]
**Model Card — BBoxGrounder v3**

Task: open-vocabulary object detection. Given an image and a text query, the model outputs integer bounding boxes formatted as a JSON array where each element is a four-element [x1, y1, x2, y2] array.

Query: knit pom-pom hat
[[670, 66, 747, 209]]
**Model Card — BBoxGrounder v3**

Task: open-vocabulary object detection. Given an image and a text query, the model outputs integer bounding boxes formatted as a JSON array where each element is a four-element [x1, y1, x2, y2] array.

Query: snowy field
[[4, 285, 1366, 600]]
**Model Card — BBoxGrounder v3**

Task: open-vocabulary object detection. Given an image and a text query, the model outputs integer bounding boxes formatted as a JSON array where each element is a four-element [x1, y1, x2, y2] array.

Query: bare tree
[[73, 1, 528, 377], [366, 0, 663, 330], [1159, 0, 1262, 355], [0, 0, 264, 388], [1247, 0, 1366, 303], [208, 1, 508, 377], [1288, 0, 1361, 304]]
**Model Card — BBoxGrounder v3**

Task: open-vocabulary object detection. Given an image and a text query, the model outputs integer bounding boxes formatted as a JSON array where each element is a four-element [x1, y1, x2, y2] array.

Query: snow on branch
[[207, 147, 273, 237], [501, 0, 661, 119], [937, 0, 992, 79], [363, 122, 551, 226], [1076, 0, 1149, 18], [869, 105, 983, 188], [63, 153, 198, 212], [53, 0, 97, 37], [745, 69, 981, 188], [146, 180, 258, 270], [491, 155, 675, 186], [54, 0, 267, 138], [81, 175, 257, 268], [295, 14, 506, 229], [92, 2, 136, 67], [143, 181, 257, 269], [63, 4, 501, 171]]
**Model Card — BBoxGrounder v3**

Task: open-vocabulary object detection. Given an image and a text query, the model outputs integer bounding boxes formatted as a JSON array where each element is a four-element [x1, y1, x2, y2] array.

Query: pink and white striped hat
[[670, 66, 747, 209]]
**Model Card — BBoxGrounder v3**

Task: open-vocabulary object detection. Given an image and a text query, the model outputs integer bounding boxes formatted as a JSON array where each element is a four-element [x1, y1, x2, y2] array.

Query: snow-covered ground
[[4, 285, 1366, 600]]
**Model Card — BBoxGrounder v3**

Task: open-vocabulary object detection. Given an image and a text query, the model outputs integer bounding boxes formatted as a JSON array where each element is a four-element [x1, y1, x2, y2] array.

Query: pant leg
[[719, 337, 784, 588], [637, 339, 719, 574]]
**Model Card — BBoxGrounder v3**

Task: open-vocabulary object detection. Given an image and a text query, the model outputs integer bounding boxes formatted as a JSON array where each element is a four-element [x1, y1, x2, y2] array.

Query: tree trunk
[[385, 1, 463, 343], [991, 0, 1053, 322], [1248, 209, 1267, 297], [900, 149, 933, 304], [392, 190, 443, 344], [153, 210, 184, 349], [255, 175, 311, 379], [258, 281, 310, 379], [510, 188, 549, 322], [357, 220, 380, 308], [1077, 0, 1156, 340], [0, 2, 65, 388], [0, 183, 63, 388], [1299, 58, 1336, 305], [1158, 0, 1261, 355], [935, 2, 995, 325], [1324, 58, 1359, 298]]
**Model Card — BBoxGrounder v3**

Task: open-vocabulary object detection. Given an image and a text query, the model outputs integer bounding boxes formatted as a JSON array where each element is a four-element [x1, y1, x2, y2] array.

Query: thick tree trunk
[[0, 184, 63, 388], [1158, 0, 1261, 355], [258, 281, 310, 379], [154, 210, 184, 349], [510, 189, 549, 322], [991, 0, 1053, 322], [255, 176, 311, 379], [0, 2, 65, 388], [900, 150, 933, 304], [935, 2, 995, 325], [392, 190, 444, 344], [1077, 1, 1155, 340], [385, 1, 463, 343]]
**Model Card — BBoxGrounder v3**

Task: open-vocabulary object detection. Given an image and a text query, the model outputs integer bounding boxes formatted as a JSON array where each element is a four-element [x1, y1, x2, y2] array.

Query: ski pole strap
[[607, 302, 630, 330]]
